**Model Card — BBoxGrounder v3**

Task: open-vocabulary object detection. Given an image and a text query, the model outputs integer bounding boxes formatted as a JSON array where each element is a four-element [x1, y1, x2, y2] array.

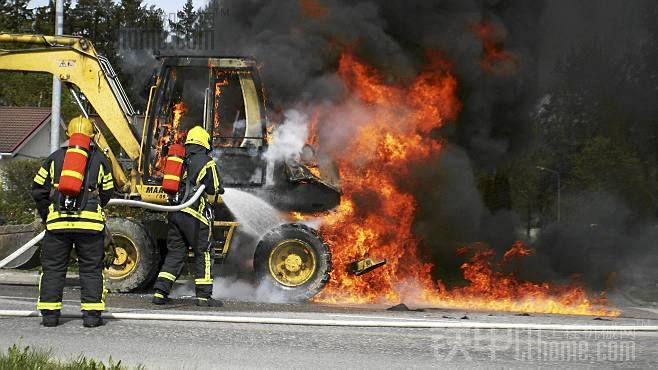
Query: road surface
[[0, 279, 657, 369]]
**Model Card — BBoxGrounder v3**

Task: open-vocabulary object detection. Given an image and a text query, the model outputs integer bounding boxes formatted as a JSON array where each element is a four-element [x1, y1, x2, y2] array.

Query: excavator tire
[[253, 223, 331, 302], [105, 218, 159, 293]]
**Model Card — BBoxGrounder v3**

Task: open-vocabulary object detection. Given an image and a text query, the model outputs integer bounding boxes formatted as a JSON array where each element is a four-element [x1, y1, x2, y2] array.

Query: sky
[[27, 0, 209, 19]]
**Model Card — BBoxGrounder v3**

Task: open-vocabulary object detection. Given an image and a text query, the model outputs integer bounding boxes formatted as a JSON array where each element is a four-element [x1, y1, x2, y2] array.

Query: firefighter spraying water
[[153, 126, 223, 307]]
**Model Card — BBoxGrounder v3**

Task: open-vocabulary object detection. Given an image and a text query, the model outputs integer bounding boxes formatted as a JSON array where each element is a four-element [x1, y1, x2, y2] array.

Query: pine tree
[[117, 0, 144, 28], [170, 0, 197, 40]]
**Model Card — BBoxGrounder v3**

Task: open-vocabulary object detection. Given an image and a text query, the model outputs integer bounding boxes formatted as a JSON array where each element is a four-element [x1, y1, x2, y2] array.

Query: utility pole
[[50, 0, 64, 153], [536, 166, 561, 224]]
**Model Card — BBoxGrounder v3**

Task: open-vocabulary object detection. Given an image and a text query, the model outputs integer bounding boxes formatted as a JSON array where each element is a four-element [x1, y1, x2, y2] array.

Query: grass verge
[[0, 344, 144, 370]]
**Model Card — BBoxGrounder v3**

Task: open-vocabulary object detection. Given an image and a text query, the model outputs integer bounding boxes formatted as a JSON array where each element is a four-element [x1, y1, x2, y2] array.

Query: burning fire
[[299, 0, 329, 18], [154, 101, 188, 173], [309, 52, 618, 316], [213, 77, 229, 145], [473, 21, 518, 74]]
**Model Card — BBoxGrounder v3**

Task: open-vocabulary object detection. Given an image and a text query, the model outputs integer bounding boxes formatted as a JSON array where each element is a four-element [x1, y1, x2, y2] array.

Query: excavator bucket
[[348, 257, 387, 276]]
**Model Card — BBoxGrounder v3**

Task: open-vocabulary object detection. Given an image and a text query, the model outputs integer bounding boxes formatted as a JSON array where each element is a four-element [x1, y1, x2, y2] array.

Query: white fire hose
[[0, 309, 655, 331], [0, 185, 206, 269]]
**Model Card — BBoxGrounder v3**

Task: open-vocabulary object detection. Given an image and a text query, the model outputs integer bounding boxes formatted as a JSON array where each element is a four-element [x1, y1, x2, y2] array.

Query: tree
[[0, 159, 42, 224], [567, 136, 653, 217], [32, 0, 54, 34], [1, 0, 32, 33], [117, 0, 143, 27], [0, 0, 79, 120], [70, 0, 117, 57], [170, 0, 197, 41]]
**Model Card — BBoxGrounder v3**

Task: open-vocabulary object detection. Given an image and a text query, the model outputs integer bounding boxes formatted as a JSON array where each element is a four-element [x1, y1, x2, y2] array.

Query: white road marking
[[0, 309, 656, 331], [329, 314, 439, 321]]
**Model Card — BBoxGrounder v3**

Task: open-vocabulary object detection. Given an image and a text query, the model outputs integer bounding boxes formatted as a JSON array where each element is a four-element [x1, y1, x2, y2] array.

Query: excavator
[[0, 33, 343, 301]]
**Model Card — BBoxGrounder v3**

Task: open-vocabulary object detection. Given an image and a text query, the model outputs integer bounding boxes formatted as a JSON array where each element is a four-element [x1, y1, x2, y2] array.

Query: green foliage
[[0, 0, 33, 33], [505, 33, 658, 225], [567, 136, 653, 216], [0, 0, 168, 115], [478, 170, 512, 212], [0, 159, 41, 224], [0, 344, 144, 370], [170, 0, 198, 40]]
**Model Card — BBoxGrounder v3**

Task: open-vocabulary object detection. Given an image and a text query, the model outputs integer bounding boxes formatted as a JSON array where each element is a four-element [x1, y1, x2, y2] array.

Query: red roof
[[0, 107, 51, 154]]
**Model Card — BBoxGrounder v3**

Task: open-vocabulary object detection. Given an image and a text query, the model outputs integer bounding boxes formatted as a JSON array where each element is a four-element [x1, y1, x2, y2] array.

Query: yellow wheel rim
[[268, 239, 316, 287], [105, 235, 139, 280]]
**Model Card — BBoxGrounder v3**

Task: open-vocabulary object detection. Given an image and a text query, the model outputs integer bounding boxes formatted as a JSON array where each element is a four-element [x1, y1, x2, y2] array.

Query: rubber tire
[[253, 223, 331, 302], [105, 218, 159, 293]]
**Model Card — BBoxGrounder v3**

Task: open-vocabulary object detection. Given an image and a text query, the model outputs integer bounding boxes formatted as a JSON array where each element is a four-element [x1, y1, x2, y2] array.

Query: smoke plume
[[155, 0, 658, 292]]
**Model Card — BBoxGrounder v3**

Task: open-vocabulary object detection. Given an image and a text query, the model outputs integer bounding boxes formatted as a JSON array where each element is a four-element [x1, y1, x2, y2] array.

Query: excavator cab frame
[[138, 56, 269, 200]]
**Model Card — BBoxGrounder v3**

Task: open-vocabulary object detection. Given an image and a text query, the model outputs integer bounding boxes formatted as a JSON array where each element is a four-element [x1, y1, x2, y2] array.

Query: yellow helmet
[[185, 125, 211, 150], [67, 116, 94, 137]]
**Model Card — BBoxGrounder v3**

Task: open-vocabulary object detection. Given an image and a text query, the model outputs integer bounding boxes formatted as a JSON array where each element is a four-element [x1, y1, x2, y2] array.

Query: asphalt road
[[0, 282, 657, 369]]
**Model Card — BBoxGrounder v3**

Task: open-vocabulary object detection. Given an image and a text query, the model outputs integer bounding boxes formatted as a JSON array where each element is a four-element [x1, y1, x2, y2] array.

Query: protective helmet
[[185, 125, 211, 150], [66, 116, 94, 137]]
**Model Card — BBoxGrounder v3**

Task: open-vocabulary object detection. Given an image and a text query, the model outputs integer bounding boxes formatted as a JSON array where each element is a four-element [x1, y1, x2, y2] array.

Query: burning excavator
[[0, 33, 619, 316]]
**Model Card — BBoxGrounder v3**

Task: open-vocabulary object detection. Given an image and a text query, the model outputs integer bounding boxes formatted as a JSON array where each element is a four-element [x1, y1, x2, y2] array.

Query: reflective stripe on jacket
[[179, 145, 220, 225]]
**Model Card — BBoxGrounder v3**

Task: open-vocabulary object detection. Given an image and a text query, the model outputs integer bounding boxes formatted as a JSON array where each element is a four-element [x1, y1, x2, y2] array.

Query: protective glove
[[217, 187, 225, 195]]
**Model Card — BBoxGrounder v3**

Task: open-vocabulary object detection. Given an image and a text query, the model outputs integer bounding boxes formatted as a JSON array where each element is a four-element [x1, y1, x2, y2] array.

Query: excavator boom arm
[[0, 33, 142, 189]]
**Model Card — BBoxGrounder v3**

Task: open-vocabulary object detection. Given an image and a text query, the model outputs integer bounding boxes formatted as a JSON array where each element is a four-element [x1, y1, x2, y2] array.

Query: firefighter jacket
[[179, 144, 220, 225], [32, 146, 115, 233]]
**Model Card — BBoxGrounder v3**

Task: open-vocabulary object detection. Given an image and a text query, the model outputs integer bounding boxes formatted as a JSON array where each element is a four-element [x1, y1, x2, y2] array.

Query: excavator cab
[[139, 56, 341, 212], [141, 57, 267, 188]]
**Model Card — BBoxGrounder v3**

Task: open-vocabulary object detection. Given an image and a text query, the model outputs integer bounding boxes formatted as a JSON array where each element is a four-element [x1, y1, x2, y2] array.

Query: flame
[[473, 21, 518, 74], [171, 102, 187, 142], [289, 212, 305, 221], [310, 51, 618, 316], [299, 0, 329, 18], [213, 78, 230, 146], [154, 101, 188, 173], [307, 110, 320, 146], [265, 125, 274, 144]]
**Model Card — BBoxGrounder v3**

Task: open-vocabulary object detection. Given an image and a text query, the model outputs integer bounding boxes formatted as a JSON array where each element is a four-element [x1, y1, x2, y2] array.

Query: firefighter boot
[[41, 310, 60, 327], [82, 310, 103, 328], [196, 297, 223, 307], [152, 290, 169, 305]]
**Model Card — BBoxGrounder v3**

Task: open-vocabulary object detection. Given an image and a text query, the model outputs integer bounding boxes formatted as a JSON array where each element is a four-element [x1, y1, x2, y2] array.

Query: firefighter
[[31, 116, 115, 328], [152, 125, 222, 307]]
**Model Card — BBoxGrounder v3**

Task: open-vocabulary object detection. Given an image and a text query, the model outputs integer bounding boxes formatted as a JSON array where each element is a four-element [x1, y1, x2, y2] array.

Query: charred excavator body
[[0, 34, 340, 301]]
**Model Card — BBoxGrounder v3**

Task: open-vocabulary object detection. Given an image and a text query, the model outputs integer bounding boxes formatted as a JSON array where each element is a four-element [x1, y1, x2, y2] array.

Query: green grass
[[0, 345, 144, 370]]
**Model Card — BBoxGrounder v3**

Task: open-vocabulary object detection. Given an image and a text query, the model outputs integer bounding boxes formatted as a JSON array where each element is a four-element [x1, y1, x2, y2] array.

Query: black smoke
[[192, 0, 657, 292]]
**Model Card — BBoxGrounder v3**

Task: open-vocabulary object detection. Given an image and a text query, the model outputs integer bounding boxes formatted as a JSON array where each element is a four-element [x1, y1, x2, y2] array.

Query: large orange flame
[[154, 101, 188, 173], [310, 51, 618, 316]]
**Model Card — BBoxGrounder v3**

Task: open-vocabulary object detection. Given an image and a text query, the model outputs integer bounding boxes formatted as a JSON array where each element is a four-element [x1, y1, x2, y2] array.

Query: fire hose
[[0, 185, 206, 269], [0, 310, 656, 331]]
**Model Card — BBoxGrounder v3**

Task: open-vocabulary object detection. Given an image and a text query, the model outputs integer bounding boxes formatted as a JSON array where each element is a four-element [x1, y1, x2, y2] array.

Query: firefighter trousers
[[154, 212, 214, 299], [38, 231, 106, 311]]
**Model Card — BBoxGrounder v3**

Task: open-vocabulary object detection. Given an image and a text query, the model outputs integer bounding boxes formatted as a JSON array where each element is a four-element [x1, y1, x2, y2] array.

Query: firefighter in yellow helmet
[[31, 116, 115, 327], [153, 125, 222, 306]]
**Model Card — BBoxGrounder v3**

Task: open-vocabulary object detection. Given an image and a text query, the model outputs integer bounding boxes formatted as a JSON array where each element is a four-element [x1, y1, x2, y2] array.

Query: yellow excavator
[[0, 33, 342, 301]]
